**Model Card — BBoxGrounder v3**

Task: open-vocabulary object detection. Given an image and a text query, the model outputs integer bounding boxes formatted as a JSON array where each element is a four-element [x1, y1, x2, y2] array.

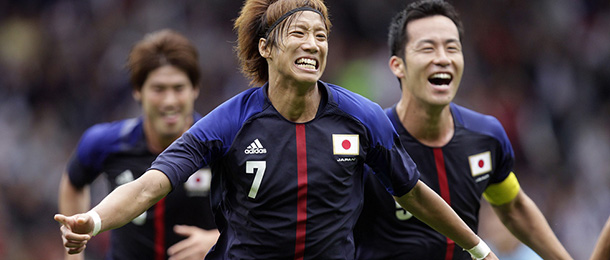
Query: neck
[[143, 116, 193, 154], [396, 98, 453, 147], [267, 79, 321, 123], [145, 134, 174, 154]]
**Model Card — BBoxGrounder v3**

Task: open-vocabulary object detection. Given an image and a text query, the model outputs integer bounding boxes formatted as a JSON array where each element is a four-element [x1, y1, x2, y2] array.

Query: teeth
[[296, 58, 317, 69], [297, 58, 316, 66], [430, 73, 451, 79]]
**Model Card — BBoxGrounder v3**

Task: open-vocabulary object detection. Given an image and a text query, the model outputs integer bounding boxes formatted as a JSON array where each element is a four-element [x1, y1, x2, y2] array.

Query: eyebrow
[[291, 20, 327, 32], [150, 81, 188, 87], [415, 38, 460, 46]]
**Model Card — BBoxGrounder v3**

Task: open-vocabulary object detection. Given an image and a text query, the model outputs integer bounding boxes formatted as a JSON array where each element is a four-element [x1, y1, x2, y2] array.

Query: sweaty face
[[266, 11, 328, 85], [402, 15, 464, 107], [134, 65, 199, 141]]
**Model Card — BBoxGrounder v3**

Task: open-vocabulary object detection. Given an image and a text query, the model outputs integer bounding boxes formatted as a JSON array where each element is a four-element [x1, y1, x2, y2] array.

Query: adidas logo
[[245, 139, 267, 154]]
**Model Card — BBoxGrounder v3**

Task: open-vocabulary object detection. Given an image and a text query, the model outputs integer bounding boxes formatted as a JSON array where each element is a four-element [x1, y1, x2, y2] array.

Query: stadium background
[[0, 0, 609, 259]]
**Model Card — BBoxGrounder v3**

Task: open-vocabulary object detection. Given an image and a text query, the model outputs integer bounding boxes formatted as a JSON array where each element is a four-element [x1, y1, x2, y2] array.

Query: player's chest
[[404, 136, 499, 189], [222, 117, 368, 183]]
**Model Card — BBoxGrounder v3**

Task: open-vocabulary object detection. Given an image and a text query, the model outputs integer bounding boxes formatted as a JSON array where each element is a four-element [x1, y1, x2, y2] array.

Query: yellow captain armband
[[483, 172, 520, 206]]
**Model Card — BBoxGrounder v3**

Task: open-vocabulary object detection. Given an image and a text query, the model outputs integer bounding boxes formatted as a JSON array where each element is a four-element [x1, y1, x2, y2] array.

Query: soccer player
[[57, 29, 219, 260], [353, 1, 572, 259], [590, 216, 610, 260], [55, 0, 498, 259]]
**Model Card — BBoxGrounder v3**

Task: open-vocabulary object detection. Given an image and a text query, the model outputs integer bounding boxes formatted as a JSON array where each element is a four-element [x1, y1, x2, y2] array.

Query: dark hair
[[388, 0, 464, 59], [127, 29, 200, 91], [234, 0, 331, 86]]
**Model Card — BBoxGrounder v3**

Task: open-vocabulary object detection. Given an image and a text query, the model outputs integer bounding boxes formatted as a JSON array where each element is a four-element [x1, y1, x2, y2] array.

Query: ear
[[192, 86, 200, 100], [259, 38, 271, 59], [132, 88, 142, 103], [389, 55, 406, 79]]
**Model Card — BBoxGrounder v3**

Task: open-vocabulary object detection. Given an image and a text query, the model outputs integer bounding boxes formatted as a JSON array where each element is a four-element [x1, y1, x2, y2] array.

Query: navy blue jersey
[[150, 81, 420, 260], [354, 103, 515, 260], [67, 115, 216, 260]]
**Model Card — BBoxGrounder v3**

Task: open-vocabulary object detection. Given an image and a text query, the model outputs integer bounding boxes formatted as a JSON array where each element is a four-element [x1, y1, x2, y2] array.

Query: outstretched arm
[[590, 216, 610, 260], [54, 169, 172, 254], [395, 180, 498, 260], [491, 190, 572, 260]]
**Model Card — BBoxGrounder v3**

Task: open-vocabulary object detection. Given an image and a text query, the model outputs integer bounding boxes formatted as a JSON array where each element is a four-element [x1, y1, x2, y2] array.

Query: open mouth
[[295, 57, 318, 70], [161, 112, 180, 123], [428, 72, 452, 85]]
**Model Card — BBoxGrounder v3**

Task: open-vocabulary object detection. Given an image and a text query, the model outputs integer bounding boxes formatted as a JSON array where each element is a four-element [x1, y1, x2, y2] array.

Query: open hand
[[167, 225, 220, 260]]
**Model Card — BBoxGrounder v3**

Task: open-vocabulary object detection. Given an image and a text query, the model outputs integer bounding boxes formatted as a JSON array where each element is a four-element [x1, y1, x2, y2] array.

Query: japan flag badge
[[332, 134, 359, 155], [185, 168, 212, 196], [468, 151, 492, 176]]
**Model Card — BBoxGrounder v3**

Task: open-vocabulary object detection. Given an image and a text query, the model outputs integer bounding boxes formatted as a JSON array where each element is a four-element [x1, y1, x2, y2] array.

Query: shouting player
[[55, 1, 498, 259], [354, 1, 572, 259]]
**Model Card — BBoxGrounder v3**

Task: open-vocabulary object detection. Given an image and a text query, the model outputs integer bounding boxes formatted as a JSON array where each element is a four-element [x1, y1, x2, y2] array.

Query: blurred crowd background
[[0, 0, 609, 259]]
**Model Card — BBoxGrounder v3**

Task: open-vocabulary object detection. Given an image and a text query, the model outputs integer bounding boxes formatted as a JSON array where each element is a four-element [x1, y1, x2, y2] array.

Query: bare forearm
[[58, 172, 91, 215], [493, 191, 572, 260], [395, 180, 479, 250], [591, 217, 610, 260], [92, 170, 171, 233]]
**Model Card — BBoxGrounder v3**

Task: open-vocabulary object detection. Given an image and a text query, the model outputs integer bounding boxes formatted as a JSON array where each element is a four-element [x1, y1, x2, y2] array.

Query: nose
[[434, 49, 451, 67], [301, 32, 319, 53], [162, 89, 179, 107]]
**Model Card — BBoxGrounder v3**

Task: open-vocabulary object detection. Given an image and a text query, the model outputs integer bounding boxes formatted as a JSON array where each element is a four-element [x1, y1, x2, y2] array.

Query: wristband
[[465, 238, 491, 260], [87, 210, 102, 236]]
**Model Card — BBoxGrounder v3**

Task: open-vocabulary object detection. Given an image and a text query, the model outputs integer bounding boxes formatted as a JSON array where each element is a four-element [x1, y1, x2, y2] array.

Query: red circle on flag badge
[[478, 159, 484, 168], [342, 140, 351, 150]]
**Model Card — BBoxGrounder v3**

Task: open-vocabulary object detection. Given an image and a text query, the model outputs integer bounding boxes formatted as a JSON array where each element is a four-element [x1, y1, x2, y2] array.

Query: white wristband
[[87, 210, 102, 236], [466, 238, 491, 260]]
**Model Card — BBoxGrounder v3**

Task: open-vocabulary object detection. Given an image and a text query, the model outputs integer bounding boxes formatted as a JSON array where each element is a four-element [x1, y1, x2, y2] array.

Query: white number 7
[[246, 161, 266, 198]]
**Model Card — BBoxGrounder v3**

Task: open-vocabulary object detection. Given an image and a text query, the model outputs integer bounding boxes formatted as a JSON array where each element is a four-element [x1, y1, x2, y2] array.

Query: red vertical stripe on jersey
[[294, 124, 308, 260], [433, 148, 455, 260], [154, 197, 166, 260]]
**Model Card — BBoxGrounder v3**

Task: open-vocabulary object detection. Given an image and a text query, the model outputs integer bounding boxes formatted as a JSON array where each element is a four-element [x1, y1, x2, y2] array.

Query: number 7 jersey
[[150, 81, 420, 260]]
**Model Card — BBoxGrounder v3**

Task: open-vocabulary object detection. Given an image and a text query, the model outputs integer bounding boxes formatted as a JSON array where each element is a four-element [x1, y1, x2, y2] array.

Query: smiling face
[[261, 11, 328, 87], [133, 65, 199, 142], [392, 15, 464, 107]]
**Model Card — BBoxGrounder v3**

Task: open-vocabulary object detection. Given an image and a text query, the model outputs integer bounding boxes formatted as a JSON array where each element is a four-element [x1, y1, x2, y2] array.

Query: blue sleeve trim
[[68, 118, 141, 187]]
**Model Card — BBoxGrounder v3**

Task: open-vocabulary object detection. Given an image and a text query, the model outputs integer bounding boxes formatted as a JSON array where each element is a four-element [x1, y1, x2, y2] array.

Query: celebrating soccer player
[[353, 1, 572, 259], [55, 1, 498, 259], [57, 29, 219, 260]]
